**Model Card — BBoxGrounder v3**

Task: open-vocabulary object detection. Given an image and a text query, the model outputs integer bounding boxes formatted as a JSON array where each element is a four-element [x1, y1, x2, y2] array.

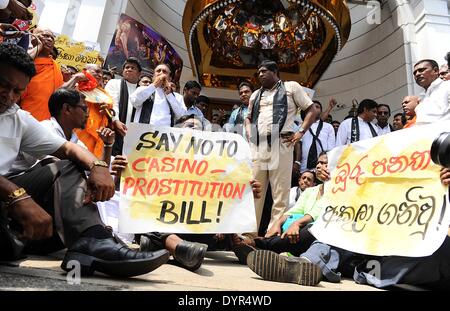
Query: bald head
[[32, 27, 55, 57], [401, 95, 420, 117]]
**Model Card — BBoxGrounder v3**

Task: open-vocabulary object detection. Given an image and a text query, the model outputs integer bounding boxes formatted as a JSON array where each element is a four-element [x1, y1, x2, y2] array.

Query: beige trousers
[[251, 138, 293, 233]]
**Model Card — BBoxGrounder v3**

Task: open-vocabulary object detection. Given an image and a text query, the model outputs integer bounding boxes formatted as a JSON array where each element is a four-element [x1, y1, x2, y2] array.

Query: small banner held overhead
[[54, 35, 103, 71]]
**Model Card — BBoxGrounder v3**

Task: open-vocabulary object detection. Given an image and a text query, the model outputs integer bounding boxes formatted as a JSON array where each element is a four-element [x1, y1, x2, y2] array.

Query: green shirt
[[284, 184, 324, 221]]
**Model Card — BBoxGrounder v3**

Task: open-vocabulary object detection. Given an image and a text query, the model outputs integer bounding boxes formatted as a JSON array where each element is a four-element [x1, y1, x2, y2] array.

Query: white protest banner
[[119, 123, 257, 234], [310, 121, 450, 257]]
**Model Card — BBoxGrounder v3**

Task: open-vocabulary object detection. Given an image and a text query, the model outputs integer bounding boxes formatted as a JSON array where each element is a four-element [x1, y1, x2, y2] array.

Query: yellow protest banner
[[119, 124, 257, 234], [310, 121, 450, 257], [54, 35, 103, 71]]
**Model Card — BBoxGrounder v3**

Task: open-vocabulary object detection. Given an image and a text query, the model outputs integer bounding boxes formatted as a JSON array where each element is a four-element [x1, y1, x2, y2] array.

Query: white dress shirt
[[130, 85, 187, 126], [374, 123, 392, 135], [415, 79, 450, 124], [0, 0, 9, 9], [288, 186, 302, 210], [1, 106, 66, 175], [105, 79, 137, 126], [300, 120, 336, 172], [335, 116, 379, 147], [9, 117, 87, 175]]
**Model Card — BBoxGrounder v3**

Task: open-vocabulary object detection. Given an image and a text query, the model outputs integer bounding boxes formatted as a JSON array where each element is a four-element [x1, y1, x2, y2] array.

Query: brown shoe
[[247, 250, 322, 286]]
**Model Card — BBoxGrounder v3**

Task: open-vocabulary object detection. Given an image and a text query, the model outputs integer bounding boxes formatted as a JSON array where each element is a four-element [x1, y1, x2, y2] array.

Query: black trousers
[[140, 232, 234, 251], [254, 224, 316, 256], [1, 160, 104, 256]]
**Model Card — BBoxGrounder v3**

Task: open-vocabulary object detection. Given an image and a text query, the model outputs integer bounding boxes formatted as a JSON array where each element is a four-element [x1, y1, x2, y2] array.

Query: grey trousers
[[302, 237, 450, 288], [6, 160, 104, 251]]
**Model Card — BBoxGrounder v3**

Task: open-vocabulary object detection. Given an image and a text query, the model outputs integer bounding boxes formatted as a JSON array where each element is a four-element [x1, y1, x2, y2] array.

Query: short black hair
[[155, 63, 172, 78], [414, 59, 439, 70], [196, 95, 209, 104], [446, 52, 450, 67], [258, 60, 278, 73], [299, 169, 316, 180], [238, 81, 253, 92], [175, 114, 204, 130], [184, 80, 202, 91], [377, 103, 391, 115], [102, 70, 113, 77], [48, 88, 84, 117], [393, 112, 407, 125], [357, 99, 378, 115], [138, 73, 152, 83], [0, 43, 36, 78], [123, 57, 142, 72], [312, 100, 323, 111]]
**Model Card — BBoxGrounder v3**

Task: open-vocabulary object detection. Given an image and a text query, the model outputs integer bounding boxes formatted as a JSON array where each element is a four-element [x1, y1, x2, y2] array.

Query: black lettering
[[201, 140, 214, 155], [217, 140, 228, 156], [156, 133, 170, 151], [136, 131, 159, 151], [200, 201, 212, 223], [186, 201, 200, 224], [157, 200, 178, 224], [227, 141, 238, 157]]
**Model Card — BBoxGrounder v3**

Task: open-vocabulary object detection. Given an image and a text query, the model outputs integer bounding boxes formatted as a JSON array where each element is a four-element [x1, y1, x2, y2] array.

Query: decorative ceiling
[[183, 0, 351, 89]]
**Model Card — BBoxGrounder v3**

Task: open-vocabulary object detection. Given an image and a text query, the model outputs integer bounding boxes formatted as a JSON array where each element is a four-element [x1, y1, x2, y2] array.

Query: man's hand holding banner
[[119, 124, 257, 234]]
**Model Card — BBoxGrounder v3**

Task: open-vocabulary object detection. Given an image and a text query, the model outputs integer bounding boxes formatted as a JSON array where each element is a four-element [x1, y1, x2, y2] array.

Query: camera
[[431, 132, 450, 168]]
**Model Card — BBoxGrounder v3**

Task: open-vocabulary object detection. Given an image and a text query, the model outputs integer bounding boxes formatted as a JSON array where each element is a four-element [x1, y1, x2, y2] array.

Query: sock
[[81, 225, 112, 239]]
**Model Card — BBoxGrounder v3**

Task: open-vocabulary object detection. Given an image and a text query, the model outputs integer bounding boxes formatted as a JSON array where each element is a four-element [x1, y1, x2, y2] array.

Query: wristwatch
[[7, 188, 27, 204], [298, 127, 306, 134], [90, 160, 109, 170]]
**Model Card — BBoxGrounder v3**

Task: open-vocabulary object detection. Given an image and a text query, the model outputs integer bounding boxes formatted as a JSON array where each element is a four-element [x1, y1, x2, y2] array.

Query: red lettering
[[161, 157, 175, 172], [147, 158, 160, 172], [232, 183, 246, 200], [122, 177, 136, 195], [132, 157, 149, 172], [133, 178, 147, 196]]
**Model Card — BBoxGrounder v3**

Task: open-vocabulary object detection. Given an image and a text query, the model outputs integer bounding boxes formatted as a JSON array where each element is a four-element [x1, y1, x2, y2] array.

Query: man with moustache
[[244, 60, 319, 234], [130, 63, 186, 127]]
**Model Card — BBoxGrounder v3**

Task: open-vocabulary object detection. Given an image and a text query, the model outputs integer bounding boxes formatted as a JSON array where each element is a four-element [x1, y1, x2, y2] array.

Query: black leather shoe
[[174, 240, 207, 271], [61, 237, 169, 277]]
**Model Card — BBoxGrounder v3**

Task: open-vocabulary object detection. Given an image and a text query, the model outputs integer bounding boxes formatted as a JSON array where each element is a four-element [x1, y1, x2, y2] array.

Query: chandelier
[[183, 0, 351, 89]]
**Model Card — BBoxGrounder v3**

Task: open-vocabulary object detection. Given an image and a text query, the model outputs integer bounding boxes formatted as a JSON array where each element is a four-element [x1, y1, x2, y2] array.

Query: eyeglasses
[[377, 111, 389, 116]]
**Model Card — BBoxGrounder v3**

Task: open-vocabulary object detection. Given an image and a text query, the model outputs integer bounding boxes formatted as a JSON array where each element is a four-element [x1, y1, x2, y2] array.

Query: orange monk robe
[[403, 115, 416, 129], [20, 57, 64, 121], [75, 87, 113, 158]]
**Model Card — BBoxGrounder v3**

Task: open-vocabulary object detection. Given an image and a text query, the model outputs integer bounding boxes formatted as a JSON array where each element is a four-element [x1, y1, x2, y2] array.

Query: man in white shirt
[[374, 104, 393, 135], [104, 57, 140, 155], [336, 99, 379, 146], [413, 59, 450, 124], [181, 80, 211, 130], [0, 43, 168, 275], [300, 100, 336, 172], [225, 82, 253, 136], [129, 63, 186, 127]]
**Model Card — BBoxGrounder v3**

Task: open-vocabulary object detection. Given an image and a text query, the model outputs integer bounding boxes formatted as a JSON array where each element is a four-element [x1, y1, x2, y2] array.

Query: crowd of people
[[0, 2, 450, 290]]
